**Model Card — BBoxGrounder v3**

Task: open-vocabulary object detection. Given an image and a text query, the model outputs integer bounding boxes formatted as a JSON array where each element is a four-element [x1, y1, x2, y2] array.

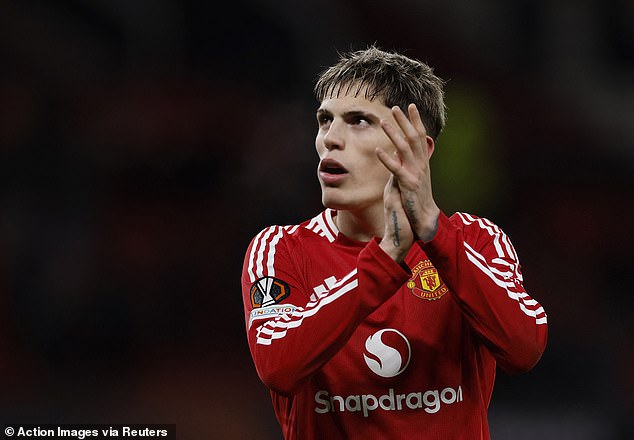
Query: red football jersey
[[241, 209, 547, 439]]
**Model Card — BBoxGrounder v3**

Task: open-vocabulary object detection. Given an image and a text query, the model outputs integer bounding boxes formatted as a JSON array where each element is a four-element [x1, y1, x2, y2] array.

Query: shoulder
[[243, 209, 337, 284], [245, 210, 338, 264], [249, 209, 339, 247], [448, 211, 519, 259], [448, 212, 504, 235]]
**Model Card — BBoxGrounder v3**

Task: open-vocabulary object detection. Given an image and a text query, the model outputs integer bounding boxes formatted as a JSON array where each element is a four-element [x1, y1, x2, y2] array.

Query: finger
[[392, 105, 425, 160], [384, 173, 395, 192], [391, 172, 400, 188], [376, 147, 403, 176], [407, 103, 428, 139], [383, 174, 399, 204], [381, 118, 416, 165], [407, 104, 431, 160]]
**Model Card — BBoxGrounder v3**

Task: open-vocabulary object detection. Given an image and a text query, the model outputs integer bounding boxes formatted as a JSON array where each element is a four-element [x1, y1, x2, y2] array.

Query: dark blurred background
[[1, 0, 632, 438]]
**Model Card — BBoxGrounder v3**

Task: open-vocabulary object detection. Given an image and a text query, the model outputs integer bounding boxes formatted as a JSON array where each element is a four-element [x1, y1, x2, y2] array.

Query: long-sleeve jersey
[[241, 209, 547, 439]]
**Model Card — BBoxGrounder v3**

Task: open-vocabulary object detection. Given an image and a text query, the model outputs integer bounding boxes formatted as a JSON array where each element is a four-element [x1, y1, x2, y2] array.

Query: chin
[[321, 195, 345, 210], [320, 188, 350, 210]]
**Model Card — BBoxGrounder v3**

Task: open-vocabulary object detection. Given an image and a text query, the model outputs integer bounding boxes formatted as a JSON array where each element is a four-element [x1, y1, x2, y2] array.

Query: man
[[241, 46, 547, 439]]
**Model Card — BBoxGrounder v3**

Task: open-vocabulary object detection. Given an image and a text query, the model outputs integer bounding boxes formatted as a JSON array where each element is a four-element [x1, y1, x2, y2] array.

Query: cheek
[[378, 134, 397, 156], [315, 135, 326, 157], [363, 154, 391, 184], [373, 162, 392, 182]]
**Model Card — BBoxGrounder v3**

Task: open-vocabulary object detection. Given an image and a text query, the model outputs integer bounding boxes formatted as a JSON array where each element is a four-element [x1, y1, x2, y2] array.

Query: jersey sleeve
[[420, 212, 548, 374], [242, 226, 410, 396]]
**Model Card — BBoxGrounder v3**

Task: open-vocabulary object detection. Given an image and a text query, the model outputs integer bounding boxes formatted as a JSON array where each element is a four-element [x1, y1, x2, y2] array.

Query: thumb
[[384, 174, 398, 199]]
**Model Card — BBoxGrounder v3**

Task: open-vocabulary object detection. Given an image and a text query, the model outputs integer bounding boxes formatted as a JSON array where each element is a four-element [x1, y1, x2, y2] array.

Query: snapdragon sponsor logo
[[314, 328, 463, 417], [363, 329, 411, 378], [314, 385, 463, 418]]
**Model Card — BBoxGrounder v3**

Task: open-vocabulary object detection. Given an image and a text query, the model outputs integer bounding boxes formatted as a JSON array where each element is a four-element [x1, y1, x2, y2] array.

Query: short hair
[[314, 46, 447, 140]]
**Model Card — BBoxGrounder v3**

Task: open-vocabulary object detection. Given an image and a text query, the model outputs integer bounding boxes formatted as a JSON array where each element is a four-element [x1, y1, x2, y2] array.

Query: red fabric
[[241, 209, 547, 439]]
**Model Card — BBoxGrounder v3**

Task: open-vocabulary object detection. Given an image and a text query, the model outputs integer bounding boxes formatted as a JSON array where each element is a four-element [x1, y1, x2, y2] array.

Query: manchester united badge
[[407, 260, 448, 301]]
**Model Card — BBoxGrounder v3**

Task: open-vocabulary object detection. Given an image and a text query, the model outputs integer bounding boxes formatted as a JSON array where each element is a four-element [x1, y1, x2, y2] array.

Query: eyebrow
[[316, 108, 380, 122]]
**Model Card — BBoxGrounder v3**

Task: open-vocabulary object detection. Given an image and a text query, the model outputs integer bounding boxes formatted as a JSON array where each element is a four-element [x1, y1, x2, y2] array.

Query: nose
[[323, 119, 344, 151]]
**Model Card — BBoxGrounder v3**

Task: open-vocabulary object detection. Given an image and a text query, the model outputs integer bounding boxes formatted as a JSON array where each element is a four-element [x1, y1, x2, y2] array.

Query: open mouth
[[319, 158, 348, 175]]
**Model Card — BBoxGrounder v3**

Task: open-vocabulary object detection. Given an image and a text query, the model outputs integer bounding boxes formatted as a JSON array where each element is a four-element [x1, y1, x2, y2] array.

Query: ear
[[426, 136, 435, 159]]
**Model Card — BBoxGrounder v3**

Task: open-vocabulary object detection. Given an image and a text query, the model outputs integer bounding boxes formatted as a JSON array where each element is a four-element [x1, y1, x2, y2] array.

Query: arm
[[421, 212, 548, 373], [377, 103, 547, 373], [241, 226, 410, 396]]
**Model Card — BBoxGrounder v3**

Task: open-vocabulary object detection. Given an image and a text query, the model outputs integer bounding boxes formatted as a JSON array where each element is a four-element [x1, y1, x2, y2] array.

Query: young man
[[241, 46, 547, 439]]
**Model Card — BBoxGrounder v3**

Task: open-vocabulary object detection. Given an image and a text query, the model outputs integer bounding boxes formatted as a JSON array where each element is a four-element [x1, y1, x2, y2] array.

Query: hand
[[379, 174, 414, 263], [376, 104, 440, 242]]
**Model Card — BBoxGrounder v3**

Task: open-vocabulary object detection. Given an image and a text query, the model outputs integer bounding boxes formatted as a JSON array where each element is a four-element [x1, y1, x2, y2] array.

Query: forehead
[[318, 92, 390, 115]]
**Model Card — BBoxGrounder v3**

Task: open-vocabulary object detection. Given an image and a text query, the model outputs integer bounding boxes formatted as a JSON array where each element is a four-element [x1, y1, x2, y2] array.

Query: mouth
[[319, 158, 348, 175], [318, 158, 348, 185]]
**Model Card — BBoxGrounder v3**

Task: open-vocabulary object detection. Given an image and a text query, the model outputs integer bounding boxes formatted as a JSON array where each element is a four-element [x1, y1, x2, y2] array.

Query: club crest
[[407, 260, 448, 301]]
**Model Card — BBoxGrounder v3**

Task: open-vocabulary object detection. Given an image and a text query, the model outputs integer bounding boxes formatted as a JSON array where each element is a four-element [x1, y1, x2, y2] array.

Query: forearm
[[408, 198, 439, 242], [419, 212, 548, 373], [247, 239, 410, 395]]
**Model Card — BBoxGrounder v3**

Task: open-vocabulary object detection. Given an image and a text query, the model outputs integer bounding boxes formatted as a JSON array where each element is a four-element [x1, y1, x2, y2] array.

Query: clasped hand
[[376, 104, 440, 262]]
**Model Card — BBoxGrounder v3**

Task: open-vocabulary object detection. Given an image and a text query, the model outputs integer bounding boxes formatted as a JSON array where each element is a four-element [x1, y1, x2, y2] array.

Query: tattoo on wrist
[[405, 197, 418, 226], [391, 210, 400, 247]]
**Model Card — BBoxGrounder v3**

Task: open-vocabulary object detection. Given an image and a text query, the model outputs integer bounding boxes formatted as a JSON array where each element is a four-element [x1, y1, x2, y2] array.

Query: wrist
[[415, 208, 440, 242], [379, 238, 410, 263]]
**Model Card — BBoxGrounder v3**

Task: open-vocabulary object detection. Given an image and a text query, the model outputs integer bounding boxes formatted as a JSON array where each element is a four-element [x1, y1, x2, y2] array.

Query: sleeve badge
[[250, 277, 291, 308]]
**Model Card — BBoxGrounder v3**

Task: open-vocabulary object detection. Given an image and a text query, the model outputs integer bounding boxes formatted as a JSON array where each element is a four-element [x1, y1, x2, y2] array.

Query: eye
[[352, 116, 371, 127], [345, 112, 374, 127], [317, 113, 332, 128]]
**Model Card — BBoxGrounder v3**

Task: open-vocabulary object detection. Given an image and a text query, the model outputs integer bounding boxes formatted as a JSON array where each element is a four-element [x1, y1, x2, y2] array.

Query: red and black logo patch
[[250, 277, 291, 308]]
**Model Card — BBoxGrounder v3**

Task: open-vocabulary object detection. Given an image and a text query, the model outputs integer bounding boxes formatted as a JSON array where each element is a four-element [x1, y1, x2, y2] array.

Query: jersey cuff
[[366, 237, 412, 278]]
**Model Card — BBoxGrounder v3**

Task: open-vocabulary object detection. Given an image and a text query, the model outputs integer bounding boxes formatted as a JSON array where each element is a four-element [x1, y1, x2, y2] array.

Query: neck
[[334, 203, 385, 242]]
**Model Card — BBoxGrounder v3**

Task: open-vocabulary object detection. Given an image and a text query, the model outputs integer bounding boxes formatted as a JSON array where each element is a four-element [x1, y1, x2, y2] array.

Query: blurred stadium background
[[0, 0, 632, 438]]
